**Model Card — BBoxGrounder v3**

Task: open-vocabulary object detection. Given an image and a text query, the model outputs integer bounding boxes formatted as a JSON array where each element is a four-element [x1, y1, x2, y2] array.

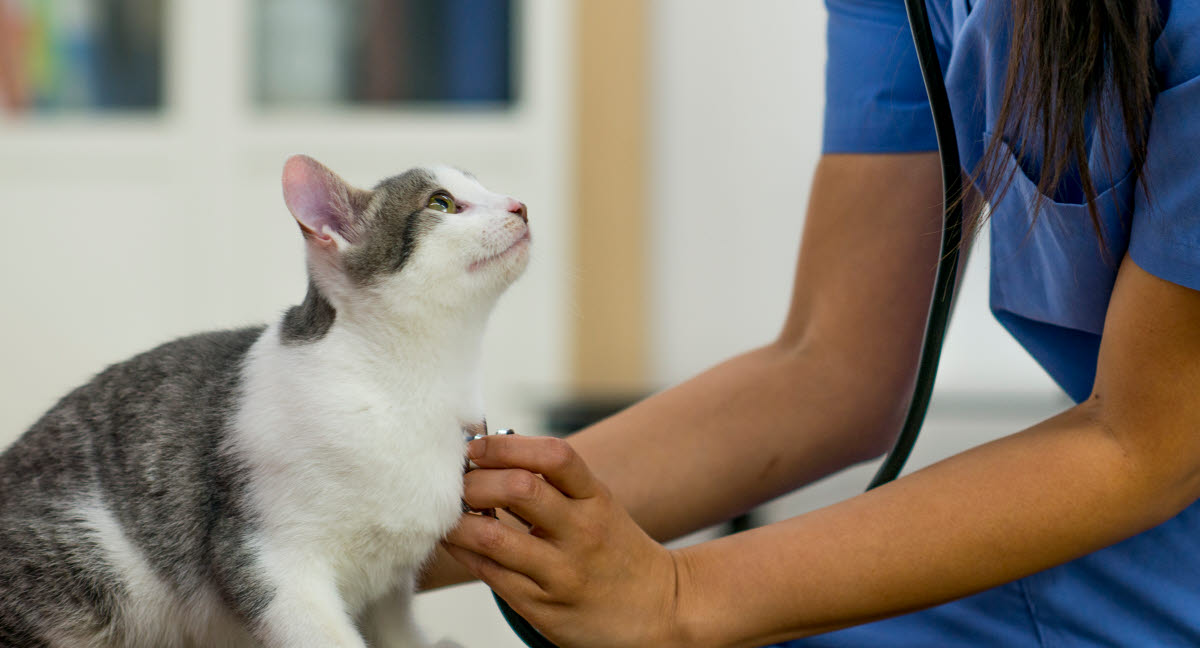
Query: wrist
[[669, 538, 785, 648], [668, 546, 712, 648]]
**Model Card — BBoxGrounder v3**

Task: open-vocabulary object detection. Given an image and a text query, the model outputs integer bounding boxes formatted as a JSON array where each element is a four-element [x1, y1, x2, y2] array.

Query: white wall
[[648, 0, 1060, 398]]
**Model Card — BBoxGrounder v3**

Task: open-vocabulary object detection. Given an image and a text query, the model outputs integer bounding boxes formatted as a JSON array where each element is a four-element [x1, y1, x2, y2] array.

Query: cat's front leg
[[249, 566, 369, 648], [358, 581, 448, 648]]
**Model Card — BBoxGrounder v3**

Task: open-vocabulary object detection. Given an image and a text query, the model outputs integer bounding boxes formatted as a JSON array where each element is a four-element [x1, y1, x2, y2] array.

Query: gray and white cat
[[0, 155, 531, 647]]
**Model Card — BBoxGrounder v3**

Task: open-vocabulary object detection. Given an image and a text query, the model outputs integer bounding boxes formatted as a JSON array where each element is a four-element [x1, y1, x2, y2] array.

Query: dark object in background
[[93, 0, 163, 109], [541, 395, 642, 438], [441, 0, 514, 102]]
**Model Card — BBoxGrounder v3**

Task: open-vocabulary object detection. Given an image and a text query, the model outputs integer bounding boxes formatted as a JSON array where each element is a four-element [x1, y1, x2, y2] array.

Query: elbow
[[766, 334, 916, 466], [851, 374, 933, 463], [1081, 396, 1200, 529], [841, 409, 911, 466]]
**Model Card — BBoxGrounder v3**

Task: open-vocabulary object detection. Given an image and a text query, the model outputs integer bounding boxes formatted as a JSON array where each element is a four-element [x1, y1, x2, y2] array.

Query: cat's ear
[[282, 155, 372, 251]]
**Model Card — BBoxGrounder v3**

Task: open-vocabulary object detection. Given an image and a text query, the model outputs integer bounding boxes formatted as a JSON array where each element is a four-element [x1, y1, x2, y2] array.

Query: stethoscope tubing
[[867, 0, 964, 489]]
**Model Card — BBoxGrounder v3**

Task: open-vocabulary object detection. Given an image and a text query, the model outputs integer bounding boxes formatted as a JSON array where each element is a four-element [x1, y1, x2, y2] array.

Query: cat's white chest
[[314, 410, 465, 541], [315, 412, 466, 610], [233, 324, 478, 610]]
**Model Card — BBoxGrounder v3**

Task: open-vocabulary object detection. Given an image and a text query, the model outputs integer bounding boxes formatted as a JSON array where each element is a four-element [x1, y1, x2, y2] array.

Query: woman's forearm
[[567, 341, 905, 542], [672, 401, 1194, 646]]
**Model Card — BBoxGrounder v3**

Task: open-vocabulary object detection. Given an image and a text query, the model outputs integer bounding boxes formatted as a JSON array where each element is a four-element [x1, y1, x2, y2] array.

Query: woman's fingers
[[462, 468, 572, 533], [445, 436, 687, 646], [444, 513, 558, 587], [440, 539, 543, 600], [468, 435, 599, 499]]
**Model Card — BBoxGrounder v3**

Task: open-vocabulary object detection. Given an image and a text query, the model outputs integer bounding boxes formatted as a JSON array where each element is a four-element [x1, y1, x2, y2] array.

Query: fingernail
[[467, 438, 484, 459]]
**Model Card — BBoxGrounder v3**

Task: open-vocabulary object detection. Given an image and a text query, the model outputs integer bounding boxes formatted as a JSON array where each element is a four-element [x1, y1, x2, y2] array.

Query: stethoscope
[[491, 0, 963, 644]]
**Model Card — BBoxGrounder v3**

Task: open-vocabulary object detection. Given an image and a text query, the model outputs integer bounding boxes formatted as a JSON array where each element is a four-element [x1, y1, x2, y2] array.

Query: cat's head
[[281, 155, 530, 320]]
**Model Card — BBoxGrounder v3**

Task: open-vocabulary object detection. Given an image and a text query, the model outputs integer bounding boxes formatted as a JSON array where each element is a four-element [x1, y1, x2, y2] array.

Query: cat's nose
[[508, 200, 528, 223]]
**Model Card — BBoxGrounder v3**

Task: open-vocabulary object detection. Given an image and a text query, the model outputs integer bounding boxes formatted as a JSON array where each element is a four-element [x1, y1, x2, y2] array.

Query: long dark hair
[[980, 0, 1161, 243]]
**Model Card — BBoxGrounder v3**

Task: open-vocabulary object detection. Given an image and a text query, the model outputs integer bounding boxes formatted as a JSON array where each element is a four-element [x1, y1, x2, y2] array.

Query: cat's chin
[[469, 229, 531, 274]]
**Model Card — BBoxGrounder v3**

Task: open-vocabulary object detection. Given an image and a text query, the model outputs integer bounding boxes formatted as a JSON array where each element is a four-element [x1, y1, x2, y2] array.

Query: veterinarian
[[435, 1, 1200, 645]]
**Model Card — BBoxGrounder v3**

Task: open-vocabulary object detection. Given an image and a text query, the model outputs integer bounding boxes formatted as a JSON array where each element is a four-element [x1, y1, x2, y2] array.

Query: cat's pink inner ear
[[282, 155, 357, 245]]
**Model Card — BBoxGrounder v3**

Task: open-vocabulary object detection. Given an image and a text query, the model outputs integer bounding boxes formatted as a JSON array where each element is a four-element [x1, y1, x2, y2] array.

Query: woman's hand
[[443, 434, 690, 648]]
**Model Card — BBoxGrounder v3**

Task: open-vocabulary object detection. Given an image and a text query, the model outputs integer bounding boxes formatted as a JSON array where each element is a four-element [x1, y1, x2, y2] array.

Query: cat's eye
[[427, 192, 458, 214]]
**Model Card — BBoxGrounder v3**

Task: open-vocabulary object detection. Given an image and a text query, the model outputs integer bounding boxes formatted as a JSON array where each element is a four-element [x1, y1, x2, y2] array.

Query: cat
[[0, 154, 531, 647]]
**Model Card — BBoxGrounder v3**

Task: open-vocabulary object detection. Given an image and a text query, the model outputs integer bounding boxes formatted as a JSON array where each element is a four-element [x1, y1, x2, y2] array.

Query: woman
[[434, 0, 1200, 645]]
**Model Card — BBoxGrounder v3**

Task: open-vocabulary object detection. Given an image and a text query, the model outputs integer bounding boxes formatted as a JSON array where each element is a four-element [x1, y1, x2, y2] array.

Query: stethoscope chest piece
[[463, 427, 516, 518]]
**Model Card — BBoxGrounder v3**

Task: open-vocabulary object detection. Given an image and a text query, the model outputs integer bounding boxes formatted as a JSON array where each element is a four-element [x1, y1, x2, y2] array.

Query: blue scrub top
[[776, 0, 1200, 645]]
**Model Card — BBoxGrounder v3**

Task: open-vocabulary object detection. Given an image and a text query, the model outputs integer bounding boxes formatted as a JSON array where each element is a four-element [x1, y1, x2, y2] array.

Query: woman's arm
[[419, 152, 945, 589], [673, 256, 1200, 645]]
